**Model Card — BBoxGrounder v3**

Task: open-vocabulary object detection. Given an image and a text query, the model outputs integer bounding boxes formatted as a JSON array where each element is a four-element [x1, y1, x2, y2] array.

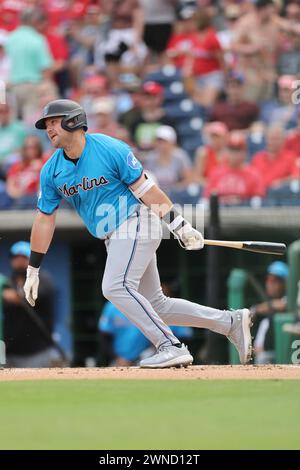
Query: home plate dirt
[[0, 365, 300, 381]]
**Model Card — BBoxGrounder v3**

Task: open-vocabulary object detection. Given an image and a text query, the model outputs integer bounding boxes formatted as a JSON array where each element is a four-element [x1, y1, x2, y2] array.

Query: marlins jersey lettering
[[37, 134, 143, 238]]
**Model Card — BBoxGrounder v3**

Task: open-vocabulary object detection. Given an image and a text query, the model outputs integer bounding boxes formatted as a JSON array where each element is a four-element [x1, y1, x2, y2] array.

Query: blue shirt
[[99, 302, 193, 362], [37, 134, 143, 238]]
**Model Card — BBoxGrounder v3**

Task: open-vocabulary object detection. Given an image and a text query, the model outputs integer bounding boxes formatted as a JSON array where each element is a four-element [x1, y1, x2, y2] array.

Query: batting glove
[[24, 266, 40, 307], [163, 208, 204, 250], [176, 223, 204, 250]]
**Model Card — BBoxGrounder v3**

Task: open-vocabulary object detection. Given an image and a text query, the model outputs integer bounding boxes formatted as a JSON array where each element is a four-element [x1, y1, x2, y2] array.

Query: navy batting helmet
[[35, 99, 88, 132]]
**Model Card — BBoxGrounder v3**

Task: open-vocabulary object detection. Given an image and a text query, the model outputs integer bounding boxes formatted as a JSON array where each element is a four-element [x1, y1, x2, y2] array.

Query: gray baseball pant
[[102, 206, 232, 349]]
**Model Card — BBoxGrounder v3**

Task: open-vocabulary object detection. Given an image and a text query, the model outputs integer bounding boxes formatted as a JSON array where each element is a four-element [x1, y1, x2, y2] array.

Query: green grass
[[0, 380, 299, 449]]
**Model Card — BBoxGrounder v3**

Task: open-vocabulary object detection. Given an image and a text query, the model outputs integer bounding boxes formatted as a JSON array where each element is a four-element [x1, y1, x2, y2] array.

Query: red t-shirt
[[44, 0, 90, 29], [204, 163, 265, 200], [166, 32, 196, 69], [45, 31, 69, 61], [284, 130, 300, 157], [167, 28, 222, 76], [190, 28, 222, 76], [202, 146, 227, 179], [7, 158, 45, 195], [250, 149, 296, 188]]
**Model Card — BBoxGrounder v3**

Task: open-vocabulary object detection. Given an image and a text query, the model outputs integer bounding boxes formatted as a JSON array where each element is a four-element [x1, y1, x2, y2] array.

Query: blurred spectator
[[2, 241, 55, 368], [259, 75, 298, 130], [139, 0, 177, 59], [90, 96, 130, 142], [166, 4, 197, 69], [65, 4, 101, 88], [123, 81, 176, 153], [284, 107, 300, 156], [182, 9, 224, 107], [94, 0, 147, 87], [144, 125, 193, 195], [77, 74, 109, 129], [5, 7, 54, 119], [204, 130, 265, 204], [250, 125, 297, 190], [232, 0, 281, 103], [0, 103, 27, 170], [209, 71, 259, 130], [194, 121, 228, 184], [217, 3, 242, 68], [6, 135, 46, 208], [0, 31, 10, 84], [34, 8, 70, 97], [251, 261, 288, 364], [98, 279, 193, 366], [0, 1, 24, 32]]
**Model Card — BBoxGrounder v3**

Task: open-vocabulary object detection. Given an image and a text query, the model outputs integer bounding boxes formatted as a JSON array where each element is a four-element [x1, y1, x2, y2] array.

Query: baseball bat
[[204, 240, 286, 256]]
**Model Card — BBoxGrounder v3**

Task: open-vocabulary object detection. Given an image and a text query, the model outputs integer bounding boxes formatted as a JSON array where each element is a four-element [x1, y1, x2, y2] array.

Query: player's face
[[45, 117, 70, 148]]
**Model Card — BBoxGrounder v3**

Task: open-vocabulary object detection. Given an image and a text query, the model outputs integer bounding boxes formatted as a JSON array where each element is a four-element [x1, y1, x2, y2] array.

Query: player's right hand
[[24, 266, 40, 307]]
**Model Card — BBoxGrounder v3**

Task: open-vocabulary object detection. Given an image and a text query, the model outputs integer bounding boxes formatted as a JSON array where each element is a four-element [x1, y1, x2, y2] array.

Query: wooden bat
[[204, 240, 286, 256]]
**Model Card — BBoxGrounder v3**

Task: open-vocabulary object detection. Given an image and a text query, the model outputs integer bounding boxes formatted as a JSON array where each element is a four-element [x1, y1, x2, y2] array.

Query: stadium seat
[[265, 180, 300, 206], [144, 65, 182, 86]]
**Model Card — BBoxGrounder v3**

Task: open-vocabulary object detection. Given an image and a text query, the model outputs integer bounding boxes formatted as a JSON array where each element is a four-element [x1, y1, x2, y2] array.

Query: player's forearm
[[140, 185, 173, 217], [30, 210, 56, 257]]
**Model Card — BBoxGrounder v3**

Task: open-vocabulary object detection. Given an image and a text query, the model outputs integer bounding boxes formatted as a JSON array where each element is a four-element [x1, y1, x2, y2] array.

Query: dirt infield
[[0, 365, 300, 381]]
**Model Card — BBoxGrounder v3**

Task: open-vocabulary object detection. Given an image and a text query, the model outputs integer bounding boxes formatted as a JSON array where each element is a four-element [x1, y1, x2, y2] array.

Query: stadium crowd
[[0, 0, 300, 209]]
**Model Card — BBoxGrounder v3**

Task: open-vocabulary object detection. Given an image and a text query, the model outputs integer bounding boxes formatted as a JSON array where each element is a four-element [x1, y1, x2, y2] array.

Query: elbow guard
[[131, 173, 155, 200]]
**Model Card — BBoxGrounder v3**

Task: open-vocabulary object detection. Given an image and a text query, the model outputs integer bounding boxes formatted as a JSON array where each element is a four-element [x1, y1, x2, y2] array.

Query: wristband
[[29, 251, 44, 268], [161, 207, 188, 236]]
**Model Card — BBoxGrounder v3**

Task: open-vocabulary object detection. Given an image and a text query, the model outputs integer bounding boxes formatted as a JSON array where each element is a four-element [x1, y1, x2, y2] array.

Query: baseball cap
[[156, 125, 177, 143], [10, 241, 30, 258], [142, 81, 163, 96], [92, 96, 115, 114], [206, 121, 228, 137], [227, 131, 247, 149], [267, 261, 289, 279]]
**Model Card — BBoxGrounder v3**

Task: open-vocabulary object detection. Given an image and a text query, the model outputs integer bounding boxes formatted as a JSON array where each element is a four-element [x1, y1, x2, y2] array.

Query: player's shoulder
[[87, 133, 130, 153]]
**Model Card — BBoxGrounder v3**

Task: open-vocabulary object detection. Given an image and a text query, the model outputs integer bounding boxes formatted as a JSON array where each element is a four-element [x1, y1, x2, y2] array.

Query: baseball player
[[24, 99, 252, 368]]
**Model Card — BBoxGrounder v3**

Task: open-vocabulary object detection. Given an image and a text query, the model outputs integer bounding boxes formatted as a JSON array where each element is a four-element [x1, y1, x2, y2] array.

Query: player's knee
[[150, 293, 170, 314], [102, 279, 122, 301]]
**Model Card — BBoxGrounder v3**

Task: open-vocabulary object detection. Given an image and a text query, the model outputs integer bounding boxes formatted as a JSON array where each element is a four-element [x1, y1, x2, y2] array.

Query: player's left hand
[[176, 224, 204, 250]]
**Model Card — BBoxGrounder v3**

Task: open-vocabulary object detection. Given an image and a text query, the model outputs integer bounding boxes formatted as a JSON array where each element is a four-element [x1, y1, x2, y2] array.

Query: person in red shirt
[[166, 8, 197, 69], [182, 9, 224, 107], [284, 108, 300, 157], [194, 121, 228, 184], [204, 131, 265, 204], [6, 135, 47, 206], [250, 126, 297, 189]]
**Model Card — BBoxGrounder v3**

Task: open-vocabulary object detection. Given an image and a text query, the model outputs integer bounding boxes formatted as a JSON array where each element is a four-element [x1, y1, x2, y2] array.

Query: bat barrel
[[242, 242, 286, 256]]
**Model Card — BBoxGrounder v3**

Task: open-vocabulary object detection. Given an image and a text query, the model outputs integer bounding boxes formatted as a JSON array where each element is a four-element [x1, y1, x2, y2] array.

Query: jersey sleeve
[[37, 164, 62, 214], [111, 140, 143, 186]]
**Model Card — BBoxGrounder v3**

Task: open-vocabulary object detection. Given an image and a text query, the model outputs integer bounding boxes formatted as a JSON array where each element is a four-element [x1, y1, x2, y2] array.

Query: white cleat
[[139, 343, 193, 369], [227, 308, 253, 364]]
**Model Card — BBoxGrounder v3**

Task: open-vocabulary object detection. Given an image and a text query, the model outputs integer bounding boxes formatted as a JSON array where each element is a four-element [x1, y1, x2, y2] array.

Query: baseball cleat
[[139, 343, 193, 369], [227, 308, 253, 364]]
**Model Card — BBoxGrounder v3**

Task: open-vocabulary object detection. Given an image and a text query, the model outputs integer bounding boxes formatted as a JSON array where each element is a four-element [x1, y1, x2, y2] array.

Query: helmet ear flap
[[61, 109, 88, 132]]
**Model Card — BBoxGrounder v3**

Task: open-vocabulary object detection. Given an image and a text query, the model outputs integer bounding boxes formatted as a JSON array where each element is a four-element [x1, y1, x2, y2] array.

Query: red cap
[[142, 81, 163, 96], [228, 131, 247, 149]]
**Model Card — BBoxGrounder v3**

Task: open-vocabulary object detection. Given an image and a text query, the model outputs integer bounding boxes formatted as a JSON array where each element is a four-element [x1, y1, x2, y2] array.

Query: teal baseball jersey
[[37, 133, 143, 238]]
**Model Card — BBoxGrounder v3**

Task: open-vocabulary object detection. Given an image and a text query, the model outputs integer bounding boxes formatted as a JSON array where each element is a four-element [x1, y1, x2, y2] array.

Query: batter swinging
[[24, 99, 252, 368]]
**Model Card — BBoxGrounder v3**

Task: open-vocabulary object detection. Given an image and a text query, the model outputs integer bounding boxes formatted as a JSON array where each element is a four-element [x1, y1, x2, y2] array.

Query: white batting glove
[[163, 208, 204, 251], [176, 223, 204, 250], [24, 266, 40, 307]]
